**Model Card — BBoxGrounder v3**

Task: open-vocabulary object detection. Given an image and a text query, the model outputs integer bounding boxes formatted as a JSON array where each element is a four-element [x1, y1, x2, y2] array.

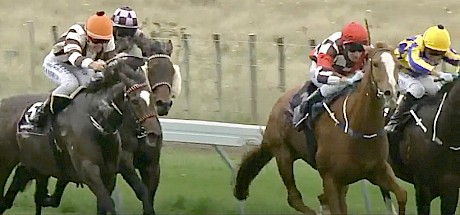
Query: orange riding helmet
[[85, 11, 113, 40]]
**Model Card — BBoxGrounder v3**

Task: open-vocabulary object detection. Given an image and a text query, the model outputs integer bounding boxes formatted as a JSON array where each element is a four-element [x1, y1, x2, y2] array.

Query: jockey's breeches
[[398, 72, 442, 99], [42, 52, 95, 99]]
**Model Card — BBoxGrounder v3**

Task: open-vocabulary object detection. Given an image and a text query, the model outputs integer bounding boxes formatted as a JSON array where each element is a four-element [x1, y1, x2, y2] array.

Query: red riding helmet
[[341, 22, 368, 45]]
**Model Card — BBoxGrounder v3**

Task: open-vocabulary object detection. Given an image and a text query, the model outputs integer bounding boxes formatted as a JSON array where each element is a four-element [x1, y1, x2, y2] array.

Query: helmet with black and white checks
[[111, 6, 138, 29]]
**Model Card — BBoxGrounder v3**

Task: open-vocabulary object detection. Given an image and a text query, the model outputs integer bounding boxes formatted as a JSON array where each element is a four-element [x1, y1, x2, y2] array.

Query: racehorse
[[233, 42, 407, 214], [28, 38, 177, 215], [379, 77, 460, 214], [0, 56, 158, 215]]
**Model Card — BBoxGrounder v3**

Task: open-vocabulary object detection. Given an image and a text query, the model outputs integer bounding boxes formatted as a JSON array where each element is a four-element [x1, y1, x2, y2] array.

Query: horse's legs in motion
[[1, 165, 34, 213], [120, 151, 153, 215], [274, 145, 316, 215], [139, 162, 160, 215], [369, 162, 407, 215], [80, 160, 116, 215]]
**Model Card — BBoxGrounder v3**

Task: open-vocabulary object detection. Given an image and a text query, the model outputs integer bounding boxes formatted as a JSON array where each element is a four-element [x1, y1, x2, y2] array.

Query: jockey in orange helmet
[[294, 21, 370, 127], [29, 11, 116, 128]]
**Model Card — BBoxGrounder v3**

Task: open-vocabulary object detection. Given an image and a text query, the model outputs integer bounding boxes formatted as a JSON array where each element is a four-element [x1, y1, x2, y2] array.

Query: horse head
[[87, 57, 160, 144], [365, 42, 400, 109], [138, 38, 175, 116]]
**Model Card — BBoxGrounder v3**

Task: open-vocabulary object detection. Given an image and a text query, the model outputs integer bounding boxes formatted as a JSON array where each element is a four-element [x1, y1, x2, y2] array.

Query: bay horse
[[233, 42, 407, 214], [26, 38, 177, 215], [380, 77, 460, 214], [0, 57, 159, 215]]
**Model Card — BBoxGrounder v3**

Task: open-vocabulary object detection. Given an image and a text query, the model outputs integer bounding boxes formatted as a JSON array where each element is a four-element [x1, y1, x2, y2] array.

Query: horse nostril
[[384, 90, 391, 96]]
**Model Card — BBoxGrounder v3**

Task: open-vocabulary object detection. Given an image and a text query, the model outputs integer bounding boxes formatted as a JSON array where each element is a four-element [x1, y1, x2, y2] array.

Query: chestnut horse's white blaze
[[380, 52, 397, 94]]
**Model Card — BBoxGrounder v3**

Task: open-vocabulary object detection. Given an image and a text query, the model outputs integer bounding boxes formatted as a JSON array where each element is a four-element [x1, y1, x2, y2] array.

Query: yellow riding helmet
[[423, 24, 451, 52], [85, 11, 113, 40]]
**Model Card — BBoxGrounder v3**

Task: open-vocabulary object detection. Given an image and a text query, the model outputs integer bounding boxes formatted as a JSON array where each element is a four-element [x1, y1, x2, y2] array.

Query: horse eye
[[372, 62, 379, 67]]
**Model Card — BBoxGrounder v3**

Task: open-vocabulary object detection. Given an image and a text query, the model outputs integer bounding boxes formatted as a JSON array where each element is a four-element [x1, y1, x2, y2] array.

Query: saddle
[[287, 82, 359, 129]]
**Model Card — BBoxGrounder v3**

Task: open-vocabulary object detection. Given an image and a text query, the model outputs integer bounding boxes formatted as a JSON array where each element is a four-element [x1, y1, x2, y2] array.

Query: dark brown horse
[[234, 43, 407, 214], [380, 77, 460, 214], [27, 39, 177, 215], [0, 57, 158, 215]]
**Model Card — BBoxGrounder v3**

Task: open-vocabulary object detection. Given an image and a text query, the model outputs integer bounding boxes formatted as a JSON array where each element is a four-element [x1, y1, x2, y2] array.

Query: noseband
[[145, 54, 173, 93], [125, 82, 157, 123]]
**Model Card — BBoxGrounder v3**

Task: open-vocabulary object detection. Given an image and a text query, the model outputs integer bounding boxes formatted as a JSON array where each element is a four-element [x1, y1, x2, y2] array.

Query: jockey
[[294, 21, 369, 126], [111, 6, 148, 57], [385, 24, 460, 132], [29, 11, 115, 128]]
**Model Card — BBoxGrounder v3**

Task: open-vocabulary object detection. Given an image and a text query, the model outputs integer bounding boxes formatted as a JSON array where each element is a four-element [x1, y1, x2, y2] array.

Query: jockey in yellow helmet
[[385, 24, 460, 132], [29, 11, 116, 128]]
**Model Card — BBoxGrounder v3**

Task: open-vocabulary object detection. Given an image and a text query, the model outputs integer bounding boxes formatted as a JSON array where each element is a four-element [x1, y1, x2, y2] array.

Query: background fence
[[0, 21, 451, 125]]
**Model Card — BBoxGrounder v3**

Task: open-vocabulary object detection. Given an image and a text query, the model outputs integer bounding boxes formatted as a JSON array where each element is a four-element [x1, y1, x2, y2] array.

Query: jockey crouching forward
[[29, 11, 116, 128], [385, 24, 460, 132], [294, 21, 370, 127]]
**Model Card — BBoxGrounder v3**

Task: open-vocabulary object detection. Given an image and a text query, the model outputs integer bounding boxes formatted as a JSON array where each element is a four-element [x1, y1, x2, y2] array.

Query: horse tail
[[233, 140, 273, 200]]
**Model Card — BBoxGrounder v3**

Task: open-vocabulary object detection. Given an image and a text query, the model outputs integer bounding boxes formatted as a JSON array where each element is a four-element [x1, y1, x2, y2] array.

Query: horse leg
[[1, 165, 34, 213], [318, 193, 330, 215], [80, 160, 116, 215], [338, 185, 349, 214], [274, 145, 316, 215], [0, 166, 15, 211], [369, 162, 407, 215], [139, 163, 160, 215], [320, 174, 341, 215], [119, 151, 153, 215], [439, 180, 457, 215], [120, 163, 153, 215], [413, 182, 433, 215], [34, 175, 52, 215], [379, 187, 397, 215], [42, 178, 69, 208]]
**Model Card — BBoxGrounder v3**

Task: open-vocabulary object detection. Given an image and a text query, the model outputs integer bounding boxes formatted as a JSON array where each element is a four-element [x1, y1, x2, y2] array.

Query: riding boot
[[385, 94, 416, 132], [50, 96, 72, 116], [295, 90, 324, 128]]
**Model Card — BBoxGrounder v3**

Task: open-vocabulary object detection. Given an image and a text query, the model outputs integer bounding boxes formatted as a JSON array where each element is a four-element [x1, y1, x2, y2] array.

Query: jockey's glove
[[89, 60, 107, 71], [439, 72, 454, 82]]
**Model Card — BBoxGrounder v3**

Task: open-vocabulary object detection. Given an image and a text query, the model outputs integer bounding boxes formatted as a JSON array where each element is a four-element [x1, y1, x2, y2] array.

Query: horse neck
[[438, 80, 460, 139], [346, 69, 384, 132]]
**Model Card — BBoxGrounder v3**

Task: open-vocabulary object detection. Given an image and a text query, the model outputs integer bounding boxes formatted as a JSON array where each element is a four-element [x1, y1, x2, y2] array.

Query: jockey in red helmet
[[293, 21, 371, 127]]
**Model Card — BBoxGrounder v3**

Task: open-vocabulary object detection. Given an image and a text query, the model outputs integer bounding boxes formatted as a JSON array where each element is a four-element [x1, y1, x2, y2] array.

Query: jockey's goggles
[[345, 42, 365, 52], [88, 36, 110, 44], [425, 47, 446, 57]]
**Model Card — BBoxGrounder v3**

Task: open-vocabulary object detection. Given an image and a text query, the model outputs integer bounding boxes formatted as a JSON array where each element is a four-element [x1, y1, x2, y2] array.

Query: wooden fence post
[[276, 37, 286, 92], [181, 33, 191, 115], [213, 33, 222, 112], [248, 33, 258, 122]]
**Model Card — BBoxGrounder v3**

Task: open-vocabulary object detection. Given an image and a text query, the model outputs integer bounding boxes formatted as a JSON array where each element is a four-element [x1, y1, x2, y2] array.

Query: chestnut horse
[[234, 43, 407, 214]]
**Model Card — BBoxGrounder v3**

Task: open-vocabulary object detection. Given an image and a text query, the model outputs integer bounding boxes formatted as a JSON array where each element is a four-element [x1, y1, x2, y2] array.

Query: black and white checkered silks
[[112, 7, 138, 28]]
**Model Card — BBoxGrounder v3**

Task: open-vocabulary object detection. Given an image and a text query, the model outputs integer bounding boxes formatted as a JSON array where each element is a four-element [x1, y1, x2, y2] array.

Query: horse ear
[[375, 41, 389, 49], [165, 40, 173, 55]]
